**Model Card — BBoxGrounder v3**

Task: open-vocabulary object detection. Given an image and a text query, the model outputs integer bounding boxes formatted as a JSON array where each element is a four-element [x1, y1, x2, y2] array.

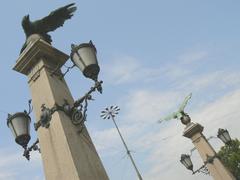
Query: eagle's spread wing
[[35, 3, 77, 33], [178, 93, 192, 113], [158, 111, 178, 123]]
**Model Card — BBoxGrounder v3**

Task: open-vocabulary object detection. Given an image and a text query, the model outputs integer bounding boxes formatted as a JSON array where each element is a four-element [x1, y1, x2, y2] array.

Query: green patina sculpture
[[159, 93, 192, 124], [21, 3, 77, 53]]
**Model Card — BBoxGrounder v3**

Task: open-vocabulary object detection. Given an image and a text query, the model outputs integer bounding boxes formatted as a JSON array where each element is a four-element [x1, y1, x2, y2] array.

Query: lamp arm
[[192, 154, 218, 175], [34, 80, 103, 131], [27, 99, 33, 115], [23, 138, 40, 161], [193, 165, 210, 175], [50, 62, 76, 80], [74, 80, 103, 107]]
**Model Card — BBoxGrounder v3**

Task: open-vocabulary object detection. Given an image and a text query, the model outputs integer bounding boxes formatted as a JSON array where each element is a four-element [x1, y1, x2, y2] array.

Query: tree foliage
[[218, 139, 240, 179]]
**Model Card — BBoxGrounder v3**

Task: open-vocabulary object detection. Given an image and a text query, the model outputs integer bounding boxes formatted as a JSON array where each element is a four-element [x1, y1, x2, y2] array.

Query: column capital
[[13, 38, 69, 76], [183, 122, 204, 138]]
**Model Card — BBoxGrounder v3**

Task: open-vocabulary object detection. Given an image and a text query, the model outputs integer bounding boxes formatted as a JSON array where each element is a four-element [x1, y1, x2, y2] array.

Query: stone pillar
[[13, 37, 109, 180], [183, 122, 236, 180]]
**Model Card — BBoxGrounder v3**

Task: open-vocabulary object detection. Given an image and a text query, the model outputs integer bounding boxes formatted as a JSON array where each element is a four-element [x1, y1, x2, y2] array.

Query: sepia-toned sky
[[0, 1, 240, 180]]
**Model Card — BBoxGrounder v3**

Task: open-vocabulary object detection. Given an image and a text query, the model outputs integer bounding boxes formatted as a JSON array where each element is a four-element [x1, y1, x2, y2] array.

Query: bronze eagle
[[21, 3, 77, 53]]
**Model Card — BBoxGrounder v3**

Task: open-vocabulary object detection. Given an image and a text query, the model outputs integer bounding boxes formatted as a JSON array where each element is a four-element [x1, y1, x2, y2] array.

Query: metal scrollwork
[[34, 81, 102, 131], [23, 139, 40, 161], [70, 94, 92, 131], [39, 104, 52, 128], [71, 108, 84, 125], [200, 166, 210, 175]]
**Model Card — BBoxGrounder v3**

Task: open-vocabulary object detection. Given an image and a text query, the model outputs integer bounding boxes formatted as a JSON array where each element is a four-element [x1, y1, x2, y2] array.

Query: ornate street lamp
[[7, 112, 31, 149], [6, 101, 40, 160], [7, 41, 103, 161], [217, 128, 232, 145], [180, 153, 211, 175], [180, 154, 193, 172], [180, 128, 236, 177], [71, 40, 100, 82]]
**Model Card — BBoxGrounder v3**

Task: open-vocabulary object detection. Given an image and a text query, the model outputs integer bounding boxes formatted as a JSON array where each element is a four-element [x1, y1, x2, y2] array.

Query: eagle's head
[[22, 15, 30, 26], [22, 15, 31, 35]]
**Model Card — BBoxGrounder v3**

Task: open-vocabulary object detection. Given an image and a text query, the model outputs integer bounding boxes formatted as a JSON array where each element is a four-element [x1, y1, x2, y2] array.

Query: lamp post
[[161, 94, 236, 180], [180, 128, 236, 178], [180, 114, 236, 180], [8, 36, 109, 180], [180, 153, 211, 175]]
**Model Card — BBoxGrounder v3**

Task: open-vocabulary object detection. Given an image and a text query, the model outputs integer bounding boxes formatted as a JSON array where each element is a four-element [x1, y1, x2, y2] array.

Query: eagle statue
[[21, 3, 77, 53]]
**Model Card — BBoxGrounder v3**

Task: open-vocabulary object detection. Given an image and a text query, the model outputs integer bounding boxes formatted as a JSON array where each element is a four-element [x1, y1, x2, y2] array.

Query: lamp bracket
[[23, 139, 40, 161], [74, 80, 103, 109], [50, 64, 62, 77], [50, 62, 76, 80], [27, 99, 33, 115], [34, 104, 56, 131], [192, 154, 217, 175], [34, 81, 103, 131], [21, 99, 33, 116], [204, 154, 218, 165], [192, 165, 210, 175]]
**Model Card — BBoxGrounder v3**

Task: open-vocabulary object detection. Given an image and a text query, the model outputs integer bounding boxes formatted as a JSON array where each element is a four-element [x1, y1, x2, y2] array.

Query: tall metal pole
[[111, 115, 143, 180], [101, 106, 143, 180]]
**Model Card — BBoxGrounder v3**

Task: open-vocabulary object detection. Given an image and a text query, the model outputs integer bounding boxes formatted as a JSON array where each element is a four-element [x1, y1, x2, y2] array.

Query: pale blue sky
[[0, 1, 240, 180]]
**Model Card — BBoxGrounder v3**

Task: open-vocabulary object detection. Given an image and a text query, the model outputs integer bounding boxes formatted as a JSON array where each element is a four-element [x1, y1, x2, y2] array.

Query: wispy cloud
[[102, 56, 140, 84], [103, 56, 163, 84], [103, 50, 210, 85], [94, 88, 240, 180], [0, 148, 43, 180], [144, 89, 240, 180], [179, 51, 208, 64], [95, 49, 240, 180]]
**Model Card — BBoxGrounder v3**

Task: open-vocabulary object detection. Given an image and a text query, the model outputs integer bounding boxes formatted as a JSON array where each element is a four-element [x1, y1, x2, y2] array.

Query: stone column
[[183, 122, 236, 180], [13, 37, 109, 180]]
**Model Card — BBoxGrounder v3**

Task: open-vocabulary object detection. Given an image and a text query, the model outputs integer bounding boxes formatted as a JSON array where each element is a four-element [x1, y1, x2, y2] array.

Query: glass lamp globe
[[180, 154, 193, 171], [71, 41, 100, 81], [217, 128, 231, 145], [7, 112, 31, 149]]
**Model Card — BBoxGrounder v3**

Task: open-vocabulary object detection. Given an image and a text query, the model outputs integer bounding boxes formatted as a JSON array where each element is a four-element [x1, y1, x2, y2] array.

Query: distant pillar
[[183, 122, 235, 180], [13, 36, 109, 180]]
